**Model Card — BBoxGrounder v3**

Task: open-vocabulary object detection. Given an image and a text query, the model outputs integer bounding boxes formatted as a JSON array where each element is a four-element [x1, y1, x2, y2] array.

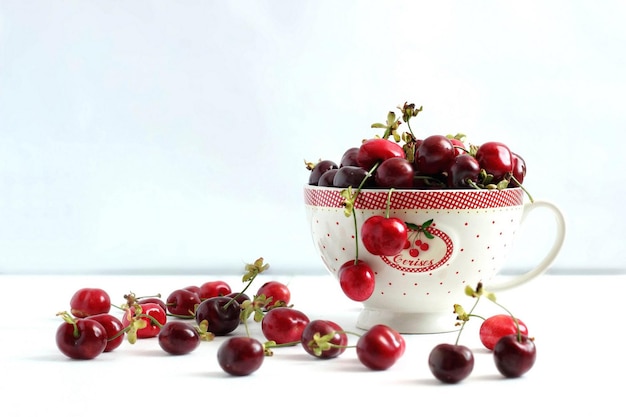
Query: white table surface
[[1, 272, 623, 416]]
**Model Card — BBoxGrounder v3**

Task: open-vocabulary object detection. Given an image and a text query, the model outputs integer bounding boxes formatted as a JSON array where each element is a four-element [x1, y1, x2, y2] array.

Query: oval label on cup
[[381, 223, 453, 273]]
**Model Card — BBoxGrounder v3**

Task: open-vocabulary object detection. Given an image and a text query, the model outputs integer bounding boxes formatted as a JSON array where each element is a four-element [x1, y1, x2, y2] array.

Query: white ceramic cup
[[304, 185, 566, 334]]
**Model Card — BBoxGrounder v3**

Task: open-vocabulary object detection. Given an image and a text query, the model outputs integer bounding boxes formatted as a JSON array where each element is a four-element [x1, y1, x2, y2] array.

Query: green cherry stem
[[455, 296, 480, 346], [345, 162, 380, 264]]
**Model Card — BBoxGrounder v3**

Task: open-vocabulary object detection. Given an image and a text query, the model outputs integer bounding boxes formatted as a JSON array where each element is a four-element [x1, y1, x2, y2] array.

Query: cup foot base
[[356, 308, 459, 334]]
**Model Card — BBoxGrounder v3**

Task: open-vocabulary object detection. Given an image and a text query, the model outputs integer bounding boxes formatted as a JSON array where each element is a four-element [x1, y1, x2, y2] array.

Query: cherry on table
[[261, 307, 310, 345], [158, 321, 201, 355], [493, 334, 536, 378], [194, 296, 241, 336], [122, 302, 167, 339], [56, 313, 107, 360], [217, 336, 265, 376], [356, 324, 405, 370], [256, 280, 291, 309], [428, 343, 475, 383], [479, 314, 529, 351], [199, 280, 232, 300], [166, 288, 201, 317], [88, 313, 125, 352], [69, 288, 111, 318], [300, 319, 348, 359]]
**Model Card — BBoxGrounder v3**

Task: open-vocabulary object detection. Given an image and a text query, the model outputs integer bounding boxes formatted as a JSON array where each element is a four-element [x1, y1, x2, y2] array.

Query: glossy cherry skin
[[122, 302, 167, 339], [56, 318, 107, 360], [138, 297, 167, 312], [415, 135, 456, 175], [158, 321, 201, 355], [447, 153, 480, 188], [493, 334, 536, 378], [217, 336, 265, 376], [300, 319, 348, 359], [69, 288, 111, 318], [361, 215, 408, 256], [317, 169, 338, 187], [166, 289, 201, 317], [428, 343, 475, 383], [261, 307, 310, 344], [87, 313, 125, 352], [256, 280, 291, 309], [340, 147, 360, 167], [194, 296, 240, 336], [356, 139, 405, 170], [509, 152, 526, 186], [475, 141, 513, 181], [309, 160, 339, 185], [356, 324, 405, 370], [338, 260, 375, 302], [199, 280, 232, 300], [480, 314, 529, 351], [183, 285, 202, 297], [374, 157, 414, 188], [332, 165, 372, 188]]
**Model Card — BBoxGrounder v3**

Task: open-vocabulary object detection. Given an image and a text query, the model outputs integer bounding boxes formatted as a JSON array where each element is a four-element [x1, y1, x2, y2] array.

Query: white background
[[1, 0, 624, 275]]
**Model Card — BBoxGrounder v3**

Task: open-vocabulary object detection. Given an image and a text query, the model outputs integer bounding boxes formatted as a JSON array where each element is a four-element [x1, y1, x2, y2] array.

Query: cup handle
[[484, 200, 566, 291]]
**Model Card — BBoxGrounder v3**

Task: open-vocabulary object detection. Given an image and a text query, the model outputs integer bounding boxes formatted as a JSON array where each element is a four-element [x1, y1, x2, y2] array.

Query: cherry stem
[[508, 175, 534, 203], [488, 298, 523, 342], [349, 162, 381, 264], [384, 188, 395, 219], [455, 296, 480, 346]]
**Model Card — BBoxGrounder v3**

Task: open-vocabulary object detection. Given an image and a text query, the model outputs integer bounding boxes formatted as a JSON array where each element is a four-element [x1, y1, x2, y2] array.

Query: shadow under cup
[[304, 185, 566, 334]]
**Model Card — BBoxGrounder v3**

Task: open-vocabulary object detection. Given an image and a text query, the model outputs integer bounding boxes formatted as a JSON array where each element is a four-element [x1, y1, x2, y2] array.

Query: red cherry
[[415, 135, 456, 175], [356, 139, 405, 170], [137, 297, 167, 312], [428, 343, 474, 383], [340, 147, 360, 167], [493, 334, 536, 378], [374, 157, 414, 188], [217, 336, 265, 376], [409, 248, 419, 257], [309, 160, 339, 185], [199, 280, 232, 300], [356, 324, 406, 370], [158, 321, 201, 355], [449, 138, 467, 156], [361, 215, 408, 256], [475, 141, 513, 181], [447, 153, 481, 188], [300, 319, 348, 359], [479, 314, 529, 351], [194, 296, 241, 336], [56, 314, 107, 360], [510, 152, 527, 186], [261, 307, 310, 344], [87, 313, 125, 352], [182, 285, 202, 297], [256, 280, 291, 309], [69, 288, 111, 318], [166, 289, 201, 317], [419, 242, 429, 251], [121, 302, 167, 339], [338, 260, 375, 302]]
